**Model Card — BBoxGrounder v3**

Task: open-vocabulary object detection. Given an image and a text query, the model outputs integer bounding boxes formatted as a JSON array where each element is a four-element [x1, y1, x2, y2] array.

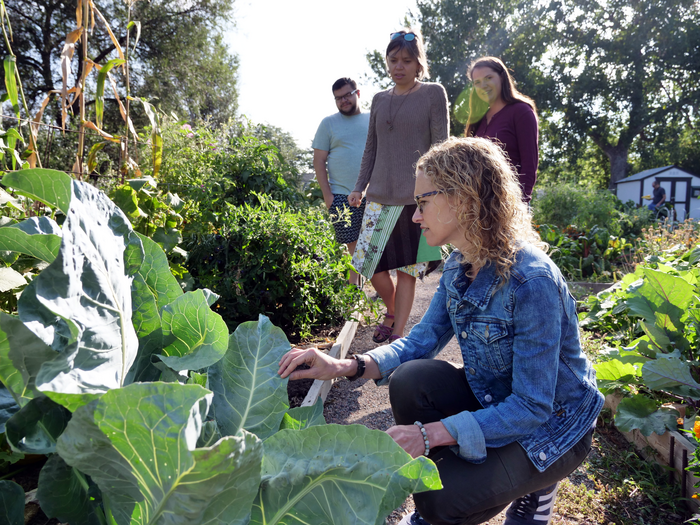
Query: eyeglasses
[[390, 32, 415, 41], [334, 89, 358, 102], [414, 190, 441, 213]]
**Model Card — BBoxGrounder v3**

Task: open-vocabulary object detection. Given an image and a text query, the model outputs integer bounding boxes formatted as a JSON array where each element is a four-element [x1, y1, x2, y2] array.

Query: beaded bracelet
[[414, 421, 430, 456]]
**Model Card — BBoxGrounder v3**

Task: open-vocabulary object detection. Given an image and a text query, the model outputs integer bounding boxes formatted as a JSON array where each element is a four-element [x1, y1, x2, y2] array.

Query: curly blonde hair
[[416, 137, 544, 281]]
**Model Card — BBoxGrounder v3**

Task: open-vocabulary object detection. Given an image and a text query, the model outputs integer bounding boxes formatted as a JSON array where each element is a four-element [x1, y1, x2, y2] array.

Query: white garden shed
[[615, 165, 700, 220]]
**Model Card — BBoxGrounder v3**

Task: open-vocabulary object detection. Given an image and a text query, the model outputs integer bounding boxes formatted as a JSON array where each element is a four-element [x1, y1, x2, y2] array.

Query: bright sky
[[225, 0, 418, 149]]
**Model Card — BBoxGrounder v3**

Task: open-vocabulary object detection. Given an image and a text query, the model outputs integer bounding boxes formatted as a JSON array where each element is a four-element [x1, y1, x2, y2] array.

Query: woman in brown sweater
[[348, 29, 449, 343]]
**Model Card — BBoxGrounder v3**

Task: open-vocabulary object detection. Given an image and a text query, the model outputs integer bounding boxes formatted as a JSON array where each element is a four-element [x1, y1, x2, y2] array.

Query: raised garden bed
[[605, 394, 700, 512], [286, 319, 359, 408], [300, 320, 359, 407]]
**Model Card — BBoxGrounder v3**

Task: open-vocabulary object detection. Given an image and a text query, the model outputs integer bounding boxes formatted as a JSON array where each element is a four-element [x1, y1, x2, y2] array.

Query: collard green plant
[[0, 480, 24, 525], [582, 245, 700, 435], [537, 223, 632, 281], [252, 425, 440, 525], [209, 316, 291, 440], [0, 168, 441, 524]]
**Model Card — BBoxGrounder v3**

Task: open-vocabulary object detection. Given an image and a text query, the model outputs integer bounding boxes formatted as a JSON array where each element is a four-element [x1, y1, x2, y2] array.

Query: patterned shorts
[[329, 194, 366, 244], [351, 201, 442, 279]]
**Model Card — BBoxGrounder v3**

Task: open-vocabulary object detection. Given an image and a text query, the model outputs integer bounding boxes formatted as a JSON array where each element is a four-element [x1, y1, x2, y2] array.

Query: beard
[[339, 101, 359, 116]]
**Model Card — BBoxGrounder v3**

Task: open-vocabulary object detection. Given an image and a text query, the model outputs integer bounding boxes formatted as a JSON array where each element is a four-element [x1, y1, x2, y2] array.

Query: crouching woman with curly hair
[[279, 137, 604, 525]]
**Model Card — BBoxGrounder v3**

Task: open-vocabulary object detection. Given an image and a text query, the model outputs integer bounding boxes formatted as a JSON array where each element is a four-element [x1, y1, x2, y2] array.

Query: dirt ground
[[322, 270, 515, 524]]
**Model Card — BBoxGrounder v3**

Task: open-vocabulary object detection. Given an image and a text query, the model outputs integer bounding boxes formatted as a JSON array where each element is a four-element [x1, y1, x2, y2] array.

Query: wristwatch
[[347, 354, 366, 381]]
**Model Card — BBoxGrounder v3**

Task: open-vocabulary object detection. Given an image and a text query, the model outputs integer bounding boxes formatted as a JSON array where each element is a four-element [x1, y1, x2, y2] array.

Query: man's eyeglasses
[[390, 32, 416, 41], [414, 190, 441, 213], [334, 89, 358, 102]]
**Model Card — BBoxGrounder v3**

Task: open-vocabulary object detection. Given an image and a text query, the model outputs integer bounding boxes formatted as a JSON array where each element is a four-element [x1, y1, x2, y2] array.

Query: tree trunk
[[606, 145, 632, 190]]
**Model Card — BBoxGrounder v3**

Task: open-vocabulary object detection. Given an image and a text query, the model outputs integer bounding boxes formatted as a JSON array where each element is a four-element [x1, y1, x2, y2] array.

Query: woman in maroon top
[[464, 57, 539, 203]]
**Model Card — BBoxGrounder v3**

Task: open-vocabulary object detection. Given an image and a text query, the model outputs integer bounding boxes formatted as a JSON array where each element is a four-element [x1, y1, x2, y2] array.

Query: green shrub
[[186, 195, 359, 339], [532, 183, 651, 236], [614, 200, 654, 238], [142, 120, 306, 234]]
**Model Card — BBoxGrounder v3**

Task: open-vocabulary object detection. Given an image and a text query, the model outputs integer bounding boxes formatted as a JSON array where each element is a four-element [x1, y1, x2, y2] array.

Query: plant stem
[[0, 0, 42, 168], [0, 464, 28, 481], [122, 2, 132, 185], [77, 0, 90, 180]]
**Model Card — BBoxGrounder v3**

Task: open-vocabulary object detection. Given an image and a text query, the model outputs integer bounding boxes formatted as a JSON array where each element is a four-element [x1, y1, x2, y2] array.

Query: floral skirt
[[351, 201, 442, 279]]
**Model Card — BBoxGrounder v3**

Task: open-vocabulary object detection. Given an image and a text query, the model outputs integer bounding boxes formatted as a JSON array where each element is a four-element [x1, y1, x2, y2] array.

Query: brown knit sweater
[[353, 82, 449, 205]]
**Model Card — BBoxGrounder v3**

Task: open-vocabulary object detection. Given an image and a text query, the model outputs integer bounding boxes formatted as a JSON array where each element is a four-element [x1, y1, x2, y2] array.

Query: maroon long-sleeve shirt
[[474, 101, 539, 203]]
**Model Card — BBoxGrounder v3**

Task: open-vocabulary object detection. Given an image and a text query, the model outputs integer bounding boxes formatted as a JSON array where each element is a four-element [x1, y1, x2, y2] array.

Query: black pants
[[389, 360, 593, 525]]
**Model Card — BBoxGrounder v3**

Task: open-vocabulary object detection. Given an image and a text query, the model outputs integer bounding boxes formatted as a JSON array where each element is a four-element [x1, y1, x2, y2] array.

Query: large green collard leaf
[[0, 313, 56, 408], [56, 382, 262, 525], [251, 425, 441, 525], [279, 398, 326, 431], [642, 355, 700, 399], [125, 233, 183, 383], [111, 185, 143, 221], [209, 315, 290, 440], [614, 394, 680, 436], [593, 359, 639, 392], [158, 289, 228, 371], [124, 274, 163, 384], [626, 269, 693, 331], [0, 216, 61, 263], [17, 181, 143, 394], [37, 454, 103, 525], [5, 395, 70, 454], [2, 169, 72, 214], [133, 233, 182, 310], [0, 480, 24, 525]]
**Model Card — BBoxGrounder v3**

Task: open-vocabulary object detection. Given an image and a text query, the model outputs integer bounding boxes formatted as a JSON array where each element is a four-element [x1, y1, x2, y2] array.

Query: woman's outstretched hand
[[278, 347, 349, 381]]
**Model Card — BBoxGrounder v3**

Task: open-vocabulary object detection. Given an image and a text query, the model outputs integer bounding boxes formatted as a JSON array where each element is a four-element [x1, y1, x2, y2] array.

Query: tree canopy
[[7, 0, 239, 126], [370, 0, 700, 188]]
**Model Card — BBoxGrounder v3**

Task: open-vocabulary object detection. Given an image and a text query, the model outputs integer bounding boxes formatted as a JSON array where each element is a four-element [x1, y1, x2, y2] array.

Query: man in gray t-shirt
[[312, 77, 370, 285]]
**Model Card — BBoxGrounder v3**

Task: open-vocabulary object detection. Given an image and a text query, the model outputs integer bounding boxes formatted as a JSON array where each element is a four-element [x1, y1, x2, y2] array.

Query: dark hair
[[332, 77, 357, 93], [464, 57, 537, 137], [385, 29, 429, 80]]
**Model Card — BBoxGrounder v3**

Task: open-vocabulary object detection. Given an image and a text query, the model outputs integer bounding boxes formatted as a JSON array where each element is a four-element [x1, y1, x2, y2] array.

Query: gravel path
[[322, 271, 509, 524]]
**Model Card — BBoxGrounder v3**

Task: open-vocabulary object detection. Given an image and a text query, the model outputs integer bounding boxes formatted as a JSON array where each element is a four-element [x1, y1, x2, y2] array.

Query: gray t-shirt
[[312, 112, 370, 195]]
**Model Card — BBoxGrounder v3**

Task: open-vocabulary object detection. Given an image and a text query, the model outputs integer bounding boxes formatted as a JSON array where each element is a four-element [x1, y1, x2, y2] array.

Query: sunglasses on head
[[390, 32, 415, 41]]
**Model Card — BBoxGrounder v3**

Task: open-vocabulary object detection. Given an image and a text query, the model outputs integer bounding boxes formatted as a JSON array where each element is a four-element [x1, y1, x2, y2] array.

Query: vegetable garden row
[[0, 169, 439, 525]]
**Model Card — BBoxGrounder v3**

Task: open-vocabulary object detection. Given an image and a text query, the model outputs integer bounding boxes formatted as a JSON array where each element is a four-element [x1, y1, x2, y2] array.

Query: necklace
[[387, 82, 418, 131]]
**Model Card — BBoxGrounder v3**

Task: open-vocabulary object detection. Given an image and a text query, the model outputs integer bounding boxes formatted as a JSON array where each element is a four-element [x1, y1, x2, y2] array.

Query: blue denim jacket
[[367, 244, 604, 472]]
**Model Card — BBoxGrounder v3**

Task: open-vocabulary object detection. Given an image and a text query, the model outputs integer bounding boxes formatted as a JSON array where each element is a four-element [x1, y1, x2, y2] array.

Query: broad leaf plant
[[0, 169, 441, 524], [581, 246, 700, 436]]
